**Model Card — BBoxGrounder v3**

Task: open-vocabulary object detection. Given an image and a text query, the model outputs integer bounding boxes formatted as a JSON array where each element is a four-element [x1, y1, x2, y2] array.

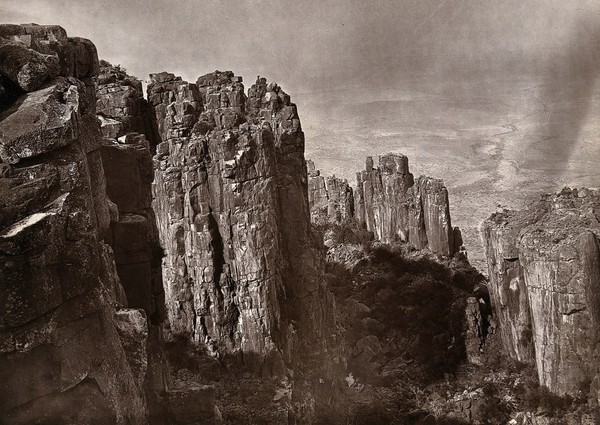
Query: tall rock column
[[94, 62, 170, 422], [355, 154, 414, 243], [410, 176, 456, 256], [150, 72, 336, 372], [349, 153, 459, 255]]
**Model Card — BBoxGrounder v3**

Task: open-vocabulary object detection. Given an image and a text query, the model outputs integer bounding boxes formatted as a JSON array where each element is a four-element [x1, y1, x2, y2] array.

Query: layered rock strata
[[482, 188, 600, 396], [308, 154, 461, 256], [150, 72, 337, 372], [0, 24, 149, 424]]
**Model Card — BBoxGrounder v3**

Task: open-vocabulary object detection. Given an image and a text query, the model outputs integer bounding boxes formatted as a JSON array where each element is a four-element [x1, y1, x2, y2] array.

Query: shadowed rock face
[[482, 188, 600, 396], [94, 62, 174, 423], [308, 154, 461, 256], [0, 24, 148, 424], [150, 71, 337, 373]]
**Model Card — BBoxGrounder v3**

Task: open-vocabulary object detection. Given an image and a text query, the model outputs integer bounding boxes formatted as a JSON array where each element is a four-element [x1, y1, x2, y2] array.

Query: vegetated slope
[[316, 222, 597, 424]]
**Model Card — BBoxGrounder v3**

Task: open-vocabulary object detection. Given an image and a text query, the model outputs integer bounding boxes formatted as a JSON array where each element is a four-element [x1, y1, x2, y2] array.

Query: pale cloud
[[1, 0, 597, 92]]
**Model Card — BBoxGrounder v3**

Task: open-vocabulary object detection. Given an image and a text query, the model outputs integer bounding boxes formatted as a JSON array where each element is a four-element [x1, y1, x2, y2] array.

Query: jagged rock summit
[[308, 154, 463, 256], [150, 69, 337, 375], [0, 22, 340, 420]]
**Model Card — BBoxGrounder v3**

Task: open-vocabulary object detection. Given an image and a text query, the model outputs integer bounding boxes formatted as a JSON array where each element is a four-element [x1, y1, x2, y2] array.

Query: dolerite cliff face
[[307, 159, 354, 224], [482, 188, 600, 397], [309, 154, 462, 256], [481, 209, 536, 365], [0, 24, 152, 424], [149, 71, 337, 372]]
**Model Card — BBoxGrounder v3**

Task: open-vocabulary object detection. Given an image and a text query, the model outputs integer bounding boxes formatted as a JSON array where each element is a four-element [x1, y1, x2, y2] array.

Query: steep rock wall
[[481, 210, 536, 364], [482, 188, 600, 396], [150, 72, 337, 372], [0, 24, 149, 424], [94, 62, 171, 422]]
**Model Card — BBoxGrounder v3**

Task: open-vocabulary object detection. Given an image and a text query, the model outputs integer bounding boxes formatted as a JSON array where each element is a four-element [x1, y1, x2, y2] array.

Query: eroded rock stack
[[150, 72, 337, 373], [308, 154, 461, 256], [307, 159, 354, 224], [0, 24, 149, 424], [482, 188, 600, 397]]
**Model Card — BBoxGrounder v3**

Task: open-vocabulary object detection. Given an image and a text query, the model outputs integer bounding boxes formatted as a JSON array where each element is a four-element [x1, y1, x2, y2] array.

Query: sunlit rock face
[[0, 24, 148, 424], [482, 188, 600, 396], [355, 154, 414, 244], [307, 159, 354, 225], [308, 153, 461, 256], [149, 71, 337, 372], [481, 210, 536, 364]]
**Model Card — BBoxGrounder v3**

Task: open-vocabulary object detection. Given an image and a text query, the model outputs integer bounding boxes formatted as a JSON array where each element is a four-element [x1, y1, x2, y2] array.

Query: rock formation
[[307, 159, 354, 224], [149, 71, 337, 373], [481, 209, 536, 365], [94, 61, 173, 422], [464, 297, 485, 365], [308, 154, 462, 256], [482, 188, 600, 396], [95, 60, 159, 148], [0, 24, 150, 424]]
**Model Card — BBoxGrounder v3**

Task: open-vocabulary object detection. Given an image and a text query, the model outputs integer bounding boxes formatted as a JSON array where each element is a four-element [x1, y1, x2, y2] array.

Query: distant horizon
[[3, 0, 599, 94]]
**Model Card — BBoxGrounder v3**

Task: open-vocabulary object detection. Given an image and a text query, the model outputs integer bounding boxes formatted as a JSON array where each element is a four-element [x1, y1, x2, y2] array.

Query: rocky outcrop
[[308, 154, 461, 256], [150, 71, 337, 373], [482, 188, 600, 396], [307, 159, 354, 224], [464, 297, 485, 365], [95, 61, 159, 147], [0, 24, 148, 424]]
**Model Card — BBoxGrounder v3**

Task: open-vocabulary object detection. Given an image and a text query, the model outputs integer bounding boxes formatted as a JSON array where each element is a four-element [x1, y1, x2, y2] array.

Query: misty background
[[3, 0, 600, 270]]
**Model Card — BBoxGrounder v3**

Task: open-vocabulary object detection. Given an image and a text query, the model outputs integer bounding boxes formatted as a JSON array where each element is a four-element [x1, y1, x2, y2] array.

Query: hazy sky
[[2, 0, 599, 92]]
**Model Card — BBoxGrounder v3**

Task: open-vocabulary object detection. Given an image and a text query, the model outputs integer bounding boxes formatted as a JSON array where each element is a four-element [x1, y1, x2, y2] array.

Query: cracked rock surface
[[482, 187, 600, 395], [150, 71, 338, 373], [0, 24, 149, 425]]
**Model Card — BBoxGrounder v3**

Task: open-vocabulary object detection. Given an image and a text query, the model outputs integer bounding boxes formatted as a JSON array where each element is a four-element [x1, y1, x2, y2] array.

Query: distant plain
[[299, 76, 600, 271]]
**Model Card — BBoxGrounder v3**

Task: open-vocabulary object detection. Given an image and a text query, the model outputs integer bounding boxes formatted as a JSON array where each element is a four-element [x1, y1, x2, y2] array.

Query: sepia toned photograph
[[1, 1, 600, 423]]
